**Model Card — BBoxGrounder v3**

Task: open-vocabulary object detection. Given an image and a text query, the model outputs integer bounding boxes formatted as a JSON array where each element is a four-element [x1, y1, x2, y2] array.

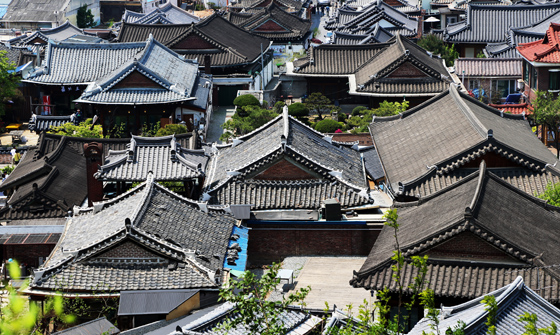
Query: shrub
[[288, 102, 309, 117], [337, 113, 347, 122], [273, 101, 285, 113], [314, 119, 342, 133], [155, 124, 188, 137], [233, 94, 260, 108], [352, 106, 368, 116]]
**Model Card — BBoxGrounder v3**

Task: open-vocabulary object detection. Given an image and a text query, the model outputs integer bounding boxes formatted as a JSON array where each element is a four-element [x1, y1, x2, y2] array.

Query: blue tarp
[[224, 226, 249, 273], [0, 6, 8, 19]]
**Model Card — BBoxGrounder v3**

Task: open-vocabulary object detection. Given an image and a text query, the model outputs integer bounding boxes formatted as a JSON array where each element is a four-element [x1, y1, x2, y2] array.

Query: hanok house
[[25, 175, 242, 318], [351, 162, 560, 328], [369, 84, 560, 201], [23, 36, 211, 134], [28, 113, 76, 133], [410, 276, 560, 334], [433, 3, 560, 58], [116, 14, 274, 104], [287, 35, 453, 107], [325, 1, 420, 44], [94, 135, 208, 199], [229, 0, 304, 15], [120, 2, 200, 25], [454, 58, 522, 103], [225, 3, 312, 51], [202, 107, 384, 263]]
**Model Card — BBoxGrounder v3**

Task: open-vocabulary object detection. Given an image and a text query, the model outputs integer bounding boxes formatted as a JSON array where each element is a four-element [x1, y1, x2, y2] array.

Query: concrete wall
[[279, 75, 307, 98]]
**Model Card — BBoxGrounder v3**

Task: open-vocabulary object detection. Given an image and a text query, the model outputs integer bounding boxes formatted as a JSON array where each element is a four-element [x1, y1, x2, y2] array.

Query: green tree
[[352, 106, 368, 116], [233, 94, 260, 108], [288, 102, 309, 117], [77, 4, 95, 28], [305, 92, 333, 120], [519, 312, 558, 335], [537, 182, 560, 207], [0, 50, 20, 120], [155, 123, 188, 136], [481, 295, 498, 335], [218, 263, 310, 335], [314, 119, 341, 133], [48, 118, 103, 138], [417, 34, 459, 66], [529, 90, 560, 158], [373, 100, 409, 117], [220, 106, 278, 141]]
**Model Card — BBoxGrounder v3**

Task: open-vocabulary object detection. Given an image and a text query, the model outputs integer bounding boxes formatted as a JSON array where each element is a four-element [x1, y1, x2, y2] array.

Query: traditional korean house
[[225, 3, 312, 51], [23, 36, 211, 134], [116, 15, 274, 104], [229, 0, 303, 15], [352, 162, 560, 325], [28, 113, 76, 133], [95, 135, 208, 199], [120, 2, 200, 25], [26, 174, 242, 300], [5, 20, 101, 49], [434, 3, 560, 57], [369, 84, 560, 201], [345, 0, 419, 13], [325, 1, 420, 44], [287, 35, 453, 107], [410, 277, 560, 334]]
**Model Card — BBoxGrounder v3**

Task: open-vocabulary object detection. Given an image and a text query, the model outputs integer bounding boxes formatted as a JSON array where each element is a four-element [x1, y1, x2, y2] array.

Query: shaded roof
[[118, 289, 199, 315], [31, 175, 238, 292], [369, 85, 560, 192], [74, 36, 200, 105], [28, 114, 75, 133], [454, 58, 522, 77], [0, 225, 63, 245], [518, 23, 560, 62], [8, 21, 91, 46], [121, 3, 200, 25], [230, 0, 303, 13], [170, 302, 321, 335], [0, 44, 24, 66], [203, 108, 373, 210], [226, 3, 311, 41], [410, 277, 560, 334], [2, 0, 67, 23], [435, 3, 560, 44], [95, 135, 208, 182], [52, 317, 119, 335], [117, 15, 271, 67], [352, 163, 560, 302]]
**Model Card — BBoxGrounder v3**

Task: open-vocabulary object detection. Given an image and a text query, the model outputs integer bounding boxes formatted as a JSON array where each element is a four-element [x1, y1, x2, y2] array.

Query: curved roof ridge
[[449, 84, 487, 138]]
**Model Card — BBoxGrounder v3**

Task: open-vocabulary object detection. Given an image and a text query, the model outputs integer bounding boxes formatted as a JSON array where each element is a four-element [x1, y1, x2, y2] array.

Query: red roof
[[517, 23, 560, 63], [488, 103, 531, 115]]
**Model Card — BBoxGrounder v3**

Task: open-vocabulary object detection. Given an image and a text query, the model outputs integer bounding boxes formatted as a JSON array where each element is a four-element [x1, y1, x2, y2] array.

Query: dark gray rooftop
[[2, 0, 68, 24], [52, 317, 119, 335], [28, 114, 75, 133], [118, 289, 199, 315], [122, 3, 200, 25]]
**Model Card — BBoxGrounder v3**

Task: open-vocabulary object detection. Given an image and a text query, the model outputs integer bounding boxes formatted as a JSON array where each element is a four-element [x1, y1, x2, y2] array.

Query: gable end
[[112, 70, 167, 90]]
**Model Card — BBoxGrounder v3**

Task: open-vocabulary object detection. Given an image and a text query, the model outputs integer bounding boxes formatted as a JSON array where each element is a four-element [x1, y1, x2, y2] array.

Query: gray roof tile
[[28, 114, 75, 133], [122, 3, 200, 25], [454, 58, 521, 77]]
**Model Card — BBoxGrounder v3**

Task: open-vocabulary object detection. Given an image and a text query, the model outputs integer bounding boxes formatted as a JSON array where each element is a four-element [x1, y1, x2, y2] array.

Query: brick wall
[[95, 240, 159, 259], [247, 222, 381, 264], [3, 244, 55, 268], [387, 62, 428, 78], [422, 232, 517, 262], [254, 159, 316, 180]]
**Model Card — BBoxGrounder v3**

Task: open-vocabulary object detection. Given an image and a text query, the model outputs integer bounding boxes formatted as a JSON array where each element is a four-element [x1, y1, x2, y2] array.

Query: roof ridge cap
[[467, 160, 486, 215], [448, 84, 488, 138]]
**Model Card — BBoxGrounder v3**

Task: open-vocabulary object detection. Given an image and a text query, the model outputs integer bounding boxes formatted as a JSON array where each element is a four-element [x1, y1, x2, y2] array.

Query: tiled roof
[[171, 302, 321, 335], [32, 175, 238, 292], [2, 0, 68, 23], [53, 317, 119, 335], [229, 0, 303, 13], [454, 58, 522, 77], [95, 135, 208, 182], [488, 103, 530, 115], [74, 36, 199, 105], [518, 23, 560, 62], [8, 21, 92, 47], [24, 40, 147, 85], [435, 3, 560, 44], [28, 114, 75, 133], [0, 44, 24, 66], [204, 109, 372, 210], [351, 163, 560, 303], [121, 3, 200, 25], [369, 85, 560, 192], [117, 15, 271, 67], [410, 277, 560, 334], [227, 3, 311, 41], [332, 27, 394, 44]]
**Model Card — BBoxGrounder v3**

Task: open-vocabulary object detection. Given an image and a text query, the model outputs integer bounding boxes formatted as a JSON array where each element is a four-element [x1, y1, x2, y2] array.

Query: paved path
[[292, 257, 373, 310], [206, 106, 236, 144]]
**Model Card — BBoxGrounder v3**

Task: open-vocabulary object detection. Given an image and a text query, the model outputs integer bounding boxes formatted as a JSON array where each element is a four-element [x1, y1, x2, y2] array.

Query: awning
[[118, 289, 199, 316]]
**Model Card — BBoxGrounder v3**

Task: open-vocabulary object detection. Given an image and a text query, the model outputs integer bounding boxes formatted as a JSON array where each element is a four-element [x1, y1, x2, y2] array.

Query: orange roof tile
[[489, 103, 531, 115], [517, 23, 560, 63]]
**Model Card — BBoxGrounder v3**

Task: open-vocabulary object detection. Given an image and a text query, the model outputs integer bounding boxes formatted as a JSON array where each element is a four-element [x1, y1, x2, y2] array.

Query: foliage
[[0, 262, 39, 335], [155, 123, 188, 137], [218, 263, 310, 335], [234, 94, 261, 108], [48, 118, 103, 138], [1, 165, 15, 174], [313, 27, 319, 38], [140, 121, 161, 137], [76, 4, 95, 28], [288, 102, 309, 117], [273, 101, 285, 114], [529, 90, 560, 158], [220, 106, 278, 141], [536, 182, 560, 207], [337, 113, 347, 122], [481, 295, 498, 335], [352, 106, 368, 116], [314, 119, 342, 133], [476, 51, 486, 58], [519, 312, 558, 335], [0, 51, 20, 119], [417, 34, 459, 66], [374, 100, 409, 117], [305, 92, 333, 120], [107, 18, 114, 28]]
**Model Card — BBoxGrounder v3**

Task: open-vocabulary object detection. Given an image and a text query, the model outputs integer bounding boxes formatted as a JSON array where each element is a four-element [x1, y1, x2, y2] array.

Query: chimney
[[83, 142, 104, 207], [34, 43, 41, 66], [204, 55, 211, 75], [177, 0, 182, 7]]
